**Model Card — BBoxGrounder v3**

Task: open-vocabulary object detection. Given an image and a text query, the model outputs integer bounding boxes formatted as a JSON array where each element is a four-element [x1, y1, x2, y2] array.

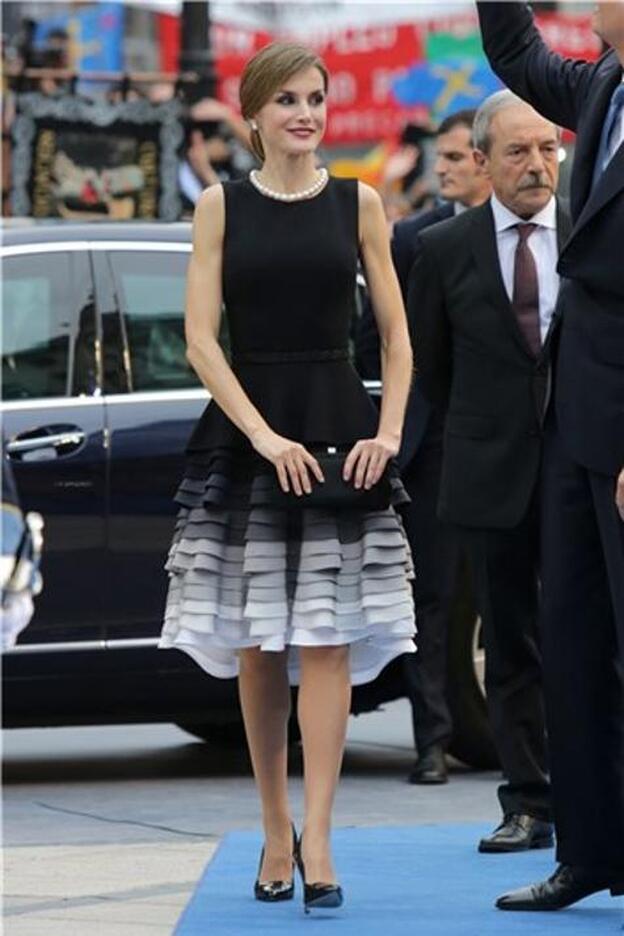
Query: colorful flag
[[392, 30, 502, 120]]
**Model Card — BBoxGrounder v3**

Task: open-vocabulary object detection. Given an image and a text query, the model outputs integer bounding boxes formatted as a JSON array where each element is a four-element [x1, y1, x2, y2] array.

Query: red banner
[[213, 22, 428, 145], [158, 12, 601, 146]]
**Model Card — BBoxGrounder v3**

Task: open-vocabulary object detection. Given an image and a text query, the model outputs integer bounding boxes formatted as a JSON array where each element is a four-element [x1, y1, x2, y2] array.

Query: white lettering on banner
[[221, 76, 241, 110], [332, 26, 398, 55], [211, 25, 256, 58], [327, 72, 357, 107], [427, 13, 478, 36], [329, 109, 413, 139], [372, 68, 408, 105]]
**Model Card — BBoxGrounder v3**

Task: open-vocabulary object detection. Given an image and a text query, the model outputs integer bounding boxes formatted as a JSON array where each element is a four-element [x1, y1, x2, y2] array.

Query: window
[[2, 251, 94, 401], [110, 251, 201, 392]]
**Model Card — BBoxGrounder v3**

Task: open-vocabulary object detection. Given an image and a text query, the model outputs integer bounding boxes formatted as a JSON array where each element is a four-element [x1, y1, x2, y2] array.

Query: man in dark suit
[[477, 2, 624, 910], [410, 90, 572, 852], [356, 111, 491, 785]]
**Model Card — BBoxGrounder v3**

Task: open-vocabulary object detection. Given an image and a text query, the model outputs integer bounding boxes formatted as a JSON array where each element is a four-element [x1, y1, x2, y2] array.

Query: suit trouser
[[400, 421, 457, 753], [460, 499, 551, 821], [541, 420, 624, 872]]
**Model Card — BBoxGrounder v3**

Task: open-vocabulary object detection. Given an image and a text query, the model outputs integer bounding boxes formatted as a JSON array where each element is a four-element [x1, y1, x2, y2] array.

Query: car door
[[1, 243, 107, 644], [94, 242, 210, 640]]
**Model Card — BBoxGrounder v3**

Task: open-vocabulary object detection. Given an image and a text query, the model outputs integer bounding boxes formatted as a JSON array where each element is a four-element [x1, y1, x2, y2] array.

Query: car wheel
[[447, 556, 499, 770]]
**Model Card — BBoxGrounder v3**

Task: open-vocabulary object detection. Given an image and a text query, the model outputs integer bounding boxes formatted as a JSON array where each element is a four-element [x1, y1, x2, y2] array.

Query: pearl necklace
[[249, 167, 329, 202]]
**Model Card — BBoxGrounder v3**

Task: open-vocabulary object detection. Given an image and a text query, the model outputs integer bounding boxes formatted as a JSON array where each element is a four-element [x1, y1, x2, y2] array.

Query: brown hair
[[239, 42, 329, 163], [437, 109, 477, 137]]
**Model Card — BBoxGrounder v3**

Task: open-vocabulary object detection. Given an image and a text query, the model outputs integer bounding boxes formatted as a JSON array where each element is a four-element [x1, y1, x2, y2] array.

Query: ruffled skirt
[[159, 453, 416, 686]]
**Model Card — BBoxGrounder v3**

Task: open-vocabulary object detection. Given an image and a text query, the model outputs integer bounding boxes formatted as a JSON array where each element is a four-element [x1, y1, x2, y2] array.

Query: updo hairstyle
[[239, 42, 329, 163]]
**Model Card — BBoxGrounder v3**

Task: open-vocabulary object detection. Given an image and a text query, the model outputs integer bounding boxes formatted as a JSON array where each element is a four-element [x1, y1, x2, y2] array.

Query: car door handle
[[7, 429, 86, 459]]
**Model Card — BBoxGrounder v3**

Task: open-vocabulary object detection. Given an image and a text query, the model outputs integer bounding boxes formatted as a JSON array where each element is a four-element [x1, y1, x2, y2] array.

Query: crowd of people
[[0, 21, 451, 223]]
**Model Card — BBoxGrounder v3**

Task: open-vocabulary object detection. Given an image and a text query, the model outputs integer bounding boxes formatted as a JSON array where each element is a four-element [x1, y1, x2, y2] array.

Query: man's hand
[[616, 467, 624, 522]]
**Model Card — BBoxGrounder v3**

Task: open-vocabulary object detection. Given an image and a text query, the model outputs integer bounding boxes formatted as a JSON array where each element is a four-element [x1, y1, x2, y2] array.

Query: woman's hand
[[251, 429, 324, 496], [343, 434, 400, 490]]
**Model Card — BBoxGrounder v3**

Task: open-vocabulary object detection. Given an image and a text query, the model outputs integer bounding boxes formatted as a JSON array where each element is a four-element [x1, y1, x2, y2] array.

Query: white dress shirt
[[490, 193, 559, 344]]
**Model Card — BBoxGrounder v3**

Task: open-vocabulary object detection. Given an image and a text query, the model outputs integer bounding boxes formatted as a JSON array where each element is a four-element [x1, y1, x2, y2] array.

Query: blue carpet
[[175, 823, 623, 935]]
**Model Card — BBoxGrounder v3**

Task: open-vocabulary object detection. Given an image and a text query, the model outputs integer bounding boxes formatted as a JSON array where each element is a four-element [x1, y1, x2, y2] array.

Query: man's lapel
[[568, 53, 623, 223], [567, 143, 624, 245], [531, 201, 569, 364], [555, 200, 573, 253]]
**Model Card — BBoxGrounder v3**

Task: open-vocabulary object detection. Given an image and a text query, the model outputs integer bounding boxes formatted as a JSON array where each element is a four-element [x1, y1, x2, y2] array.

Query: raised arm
[[185, 185, 323, 496], [476, 1, 596, 132], [344, 183, 413, 489], [407, 237, 451, 413]]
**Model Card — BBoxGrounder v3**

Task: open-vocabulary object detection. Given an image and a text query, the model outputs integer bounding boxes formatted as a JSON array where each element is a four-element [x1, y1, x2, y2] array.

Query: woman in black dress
[[160, 43, 415, 912]]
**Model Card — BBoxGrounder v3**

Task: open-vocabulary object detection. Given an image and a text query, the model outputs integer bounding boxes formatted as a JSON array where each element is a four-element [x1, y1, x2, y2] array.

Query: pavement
[[3, 699, 502, 935]]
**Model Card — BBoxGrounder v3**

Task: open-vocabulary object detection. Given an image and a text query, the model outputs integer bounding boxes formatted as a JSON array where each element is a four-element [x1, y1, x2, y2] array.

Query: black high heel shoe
[[254, 823, 297, 902], [295, 833, 344, 914]]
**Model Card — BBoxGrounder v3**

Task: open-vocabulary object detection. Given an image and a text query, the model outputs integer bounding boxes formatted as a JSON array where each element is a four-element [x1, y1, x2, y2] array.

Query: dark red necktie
[[512, 223, 541, 357]]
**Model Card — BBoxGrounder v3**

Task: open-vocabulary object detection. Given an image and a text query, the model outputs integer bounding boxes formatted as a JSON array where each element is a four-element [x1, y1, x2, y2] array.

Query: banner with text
[[158, 11, 600, 145]]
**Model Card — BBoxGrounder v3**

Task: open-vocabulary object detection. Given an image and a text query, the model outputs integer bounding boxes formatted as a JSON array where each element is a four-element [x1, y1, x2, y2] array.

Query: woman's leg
[[298, 645, 351, 883], [238, 647, 294, 881]]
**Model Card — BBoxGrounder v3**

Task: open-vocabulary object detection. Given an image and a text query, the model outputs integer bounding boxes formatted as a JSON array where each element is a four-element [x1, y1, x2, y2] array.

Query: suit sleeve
[[391, 224, 414, 304], [408, 236, 452, 412], [476, 2, 595, 132]]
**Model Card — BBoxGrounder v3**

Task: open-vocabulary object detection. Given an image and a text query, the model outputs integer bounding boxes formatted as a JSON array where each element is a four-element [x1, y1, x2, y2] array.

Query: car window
[[109, 251, 201, 392], [110, 251, 197, 392], [2, 251, 94, 401], [109, 249, 232, 393]]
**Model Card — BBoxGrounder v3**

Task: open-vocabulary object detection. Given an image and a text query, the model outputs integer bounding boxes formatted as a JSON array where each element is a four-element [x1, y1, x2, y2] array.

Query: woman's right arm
[[185, 185, 268, 442], [185, 185, 322, 495]]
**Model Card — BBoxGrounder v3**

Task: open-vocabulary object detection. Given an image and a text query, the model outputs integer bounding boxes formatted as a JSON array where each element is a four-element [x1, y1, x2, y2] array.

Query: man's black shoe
[[496, 864, 624, 910], [407, 745, 448, 785], [478, 814, 554, 853]]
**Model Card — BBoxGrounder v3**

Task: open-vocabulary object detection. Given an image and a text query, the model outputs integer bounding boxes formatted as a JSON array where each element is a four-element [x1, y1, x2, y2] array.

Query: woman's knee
[[239, 647, 288, 678], [299, 644, 350, 672]]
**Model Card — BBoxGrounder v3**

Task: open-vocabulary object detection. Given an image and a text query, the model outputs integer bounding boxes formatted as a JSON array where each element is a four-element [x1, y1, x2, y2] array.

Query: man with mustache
[[477, 1, 624, 911], [356, 110, 492, 787], [410, 90, 571, 853]]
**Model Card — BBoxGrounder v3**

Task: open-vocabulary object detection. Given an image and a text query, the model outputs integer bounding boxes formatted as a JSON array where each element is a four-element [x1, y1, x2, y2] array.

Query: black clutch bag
[[251, 447, 392, 510]]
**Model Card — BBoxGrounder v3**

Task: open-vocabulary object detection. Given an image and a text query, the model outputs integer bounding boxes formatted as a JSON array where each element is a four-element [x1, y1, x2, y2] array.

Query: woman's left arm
[[343, 182, 413, 490]]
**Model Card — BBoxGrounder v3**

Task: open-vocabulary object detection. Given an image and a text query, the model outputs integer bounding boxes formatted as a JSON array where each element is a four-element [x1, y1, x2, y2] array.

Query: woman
[[160, 42, 415, 913]]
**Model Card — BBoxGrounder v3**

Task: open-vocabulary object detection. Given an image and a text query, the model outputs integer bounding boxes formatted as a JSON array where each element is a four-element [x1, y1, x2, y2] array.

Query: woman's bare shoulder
[[193, 184, 226, 247]]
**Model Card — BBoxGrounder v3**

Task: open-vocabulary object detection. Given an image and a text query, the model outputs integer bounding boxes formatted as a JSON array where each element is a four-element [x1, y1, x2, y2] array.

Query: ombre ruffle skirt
[[159, 447, 416, 686]]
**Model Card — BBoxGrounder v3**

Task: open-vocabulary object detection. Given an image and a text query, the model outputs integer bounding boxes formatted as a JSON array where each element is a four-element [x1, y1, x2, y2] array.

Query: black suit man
[[355, 111, 491, 784], [411, 91, 572, 853], [477, 1, 624, 911]]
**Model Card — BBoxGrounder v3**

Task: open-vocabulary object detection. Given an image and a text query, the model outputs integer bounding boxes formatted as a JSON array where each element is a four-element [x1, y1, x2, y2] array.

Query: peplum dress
[[159, 175, 416, 685]]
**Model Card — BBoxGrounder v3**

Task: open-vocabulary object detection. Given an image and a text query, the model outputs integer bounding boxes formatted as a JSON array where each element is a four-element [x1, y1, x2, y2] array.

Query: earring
[[250, 120, 258, 132]]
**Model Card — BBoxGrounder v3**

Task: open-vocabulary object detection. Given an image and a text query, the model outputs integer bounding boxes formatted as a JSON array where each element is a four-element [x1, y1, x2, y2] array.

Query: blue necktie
[[592, 82, 624, 189]]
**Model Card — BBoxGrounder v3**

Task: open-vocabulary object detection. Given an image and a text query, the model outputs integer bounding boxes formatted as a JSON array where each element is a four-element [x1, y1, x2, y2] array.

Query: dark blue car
[[1, 220, 494, 767]]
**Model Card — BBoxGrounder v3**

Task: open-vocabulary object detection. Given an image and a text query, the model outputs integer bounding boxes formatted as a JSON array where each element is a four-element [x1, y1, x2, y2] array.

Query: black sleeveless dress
[[160, 176, 415, 685]]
